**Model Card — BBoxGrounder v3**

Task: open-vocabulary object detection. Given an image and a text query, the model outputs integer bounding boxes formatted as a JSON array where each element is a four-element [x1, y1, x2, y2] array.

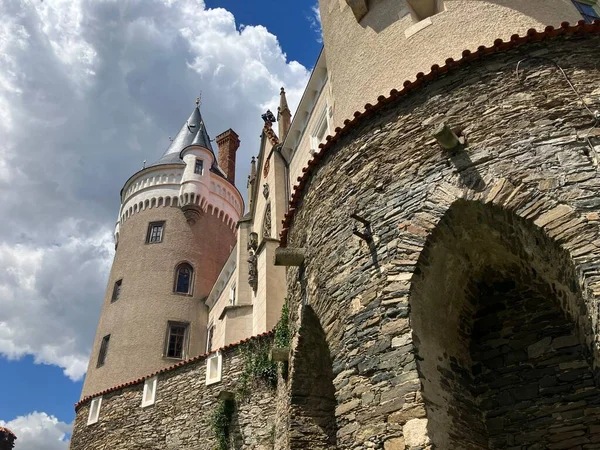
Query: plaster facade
[[320, 0, 583, 128]]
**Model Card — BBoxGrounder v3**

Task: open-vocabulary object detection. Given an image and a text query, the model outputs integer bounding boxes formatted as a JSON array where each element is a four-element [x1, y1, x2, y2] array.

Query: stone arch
[[288, 305, 337, 449], [409, 199, 600, 449]]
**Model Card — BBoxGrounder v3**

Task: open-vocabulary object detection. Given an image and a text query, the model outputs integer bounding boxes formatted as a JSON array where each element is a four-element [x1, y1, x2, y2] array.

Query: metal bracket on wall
[[351, 213, 372, 242]]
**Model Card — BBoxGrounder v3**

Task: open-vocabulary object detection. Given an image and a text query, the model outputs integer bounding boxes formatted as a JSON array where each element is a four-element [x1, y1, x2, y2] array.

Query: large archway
[[287, 305, 337, 449], [410, 200, 600, 449]]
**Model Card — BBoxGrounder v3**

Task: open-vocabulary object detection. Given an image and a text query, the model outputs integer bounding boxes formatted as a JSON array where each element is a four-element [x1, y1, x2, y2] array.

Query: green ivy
[[273, 301, 290, 349], [237, 339, 277, 400], [210, 399, 234, 450]]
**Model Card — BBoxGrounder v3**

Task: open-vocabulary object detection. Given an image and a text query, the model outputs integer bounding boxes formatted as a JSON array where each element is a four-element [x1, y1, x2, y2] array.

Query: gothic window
[[111, 279, 122, 302], [146, 221, 165, 244], [165, 322, 188, 359], [194, 159, 203, 175], [572, 0, 600, 22], [174, 263, 193, 294], [97, 334, 110, 367]]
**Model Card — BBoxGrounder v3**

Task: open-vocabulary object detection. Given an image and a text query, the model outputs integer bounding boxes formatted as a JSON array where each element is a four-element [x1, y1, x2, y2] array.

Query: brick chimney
[[215, 129, 240, 184], [0, 427, 16, 450]]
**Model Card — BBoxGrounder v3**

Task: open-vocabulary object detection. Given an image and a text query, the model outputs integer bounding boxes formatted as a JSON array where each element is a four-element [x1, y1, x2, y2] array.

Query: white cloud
[[0, 0, 310, 380], [308, 3, 323, 44], [0, 412, 71, 450]]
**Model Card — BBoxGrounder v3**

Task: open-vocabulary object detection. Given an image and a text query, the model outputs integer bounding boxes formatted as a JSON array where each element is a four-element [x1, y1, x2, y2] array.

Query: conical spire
[[277, 87, 292, 141], [150, 100, 214, 167]]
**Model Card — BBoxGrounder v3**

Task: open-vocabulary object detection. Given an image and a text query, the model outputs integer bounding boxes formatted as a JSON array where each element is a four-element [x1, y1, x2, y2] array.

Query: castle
[[70, 1, 600, 449]]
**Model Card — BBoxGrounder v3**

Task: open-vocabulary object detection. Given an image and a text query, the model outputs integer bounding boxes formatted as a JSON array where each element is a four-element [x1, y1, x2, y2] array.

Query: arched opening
[[174, 263, 193, 295], [288, 305, 337, 449], [410, 200, 599, 449]]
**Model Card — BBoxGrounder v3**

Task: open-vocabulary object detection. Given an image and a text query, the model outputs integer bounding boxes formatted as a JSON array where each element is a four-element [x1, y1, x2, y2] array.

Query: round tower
[[81, 102, 243, 398]]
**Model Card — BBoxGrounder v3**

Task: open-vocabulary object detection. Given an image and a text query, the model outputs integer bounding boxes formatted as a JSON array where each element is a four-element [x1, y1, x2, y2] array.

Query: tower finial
[[277, 86, 292, 141], [196, 97, 200, 106]]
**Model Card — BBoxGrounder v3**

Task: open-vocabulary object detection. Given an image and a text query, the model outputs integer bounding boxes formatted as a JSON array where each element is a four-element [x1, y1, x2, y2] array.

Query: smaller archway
[[174, 263, 194, 295]]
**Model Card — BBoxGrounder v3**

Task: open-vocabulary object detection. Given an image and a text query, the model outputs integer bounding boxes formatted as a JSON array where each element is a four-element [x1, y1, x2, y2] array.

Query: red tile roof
[[75, 330, 274, 411], [278, 20, 600, 248], [0, 427, 16, 440]]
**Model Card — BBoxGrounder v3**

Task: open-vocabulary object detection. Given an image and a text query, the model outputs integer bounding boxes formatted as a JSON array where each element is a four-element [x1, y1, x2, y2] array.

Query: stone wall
[[284, 33, 600, 449], [71, 334, 277, 450]]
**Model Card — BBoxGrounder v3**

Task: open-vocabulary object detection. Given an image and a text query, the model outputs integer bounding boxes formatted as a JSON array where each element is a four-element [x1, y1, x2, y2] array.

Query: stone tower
[[81, 101, 243, 398]]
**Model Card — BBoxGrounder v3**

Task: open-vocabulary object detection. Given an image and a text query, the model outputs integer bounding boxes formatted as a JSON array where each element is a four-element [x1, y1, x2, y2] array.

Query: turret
[[277, 87, 291, 141], [81, 100, 243, 399]]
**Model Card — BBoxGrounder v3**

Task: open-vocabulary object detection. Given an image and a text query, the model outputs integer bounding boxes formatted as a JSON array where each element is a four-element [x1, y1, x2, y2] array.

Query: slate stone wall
[[284, 34, 600, 449], [71, 335, 276, 450]]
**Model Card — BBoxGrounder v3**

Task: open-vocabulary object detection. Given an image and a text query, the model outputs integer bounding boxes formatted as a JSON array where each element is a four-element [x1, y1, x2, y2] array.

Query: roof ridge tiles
[[75, 330, 274, 411]]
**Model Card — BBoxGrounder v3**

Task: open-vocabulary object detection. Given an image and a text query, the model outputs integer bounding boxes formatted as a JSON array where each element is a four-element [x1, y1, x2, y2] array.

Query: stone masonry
[[284, 33, 600, 449], [71, 334, 276, 450]]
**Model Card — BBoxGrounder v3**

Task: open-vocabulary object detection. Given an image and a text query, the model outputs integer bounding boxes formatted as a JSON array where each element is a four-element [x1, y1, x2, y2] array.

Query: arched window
[[174, 263, 193, 294]]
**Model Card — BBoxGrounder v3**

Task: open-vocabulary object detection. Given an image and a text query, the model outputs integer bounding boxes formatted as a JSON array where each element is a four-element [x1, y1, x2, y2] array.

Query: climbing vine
[[210, 399, 235, 450], [237, 338, 277, 399], [274, 301, 290, 349]]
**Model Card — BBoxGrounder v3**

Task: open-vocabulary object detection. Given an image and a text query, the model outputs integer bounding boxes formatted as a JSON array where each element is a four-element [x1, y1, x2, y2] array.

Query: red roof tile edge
[[75, 330, 274, 411], [278, 20, 600, 248], [0, 427, 16, 439]]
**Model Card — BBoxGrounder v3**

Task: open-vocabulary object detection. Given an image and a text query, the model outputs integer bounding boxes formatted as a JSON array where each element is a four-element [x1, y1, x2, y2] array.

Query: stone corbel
[[274, 247, 305, 266], [346, 0, 368, 21]]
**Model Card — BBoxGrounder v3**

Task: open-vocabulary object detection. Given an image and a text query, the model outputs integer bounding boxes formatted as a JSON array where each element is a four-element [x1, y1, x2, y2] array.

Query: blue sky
[[0, 0, 321, 448]]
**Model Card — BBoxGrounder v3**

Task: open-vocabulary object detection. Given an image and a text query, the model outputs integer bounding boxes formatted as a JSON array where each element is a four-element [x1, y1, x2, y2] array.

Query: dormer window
[[194, 159, 203, 175]]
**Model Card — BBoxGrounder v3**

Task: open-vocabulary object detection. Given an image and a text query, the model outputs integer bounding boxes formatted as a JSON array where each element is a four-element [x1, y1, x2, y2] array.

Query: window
[[111, 279, 122, 302], [87, 397, 102, 425], [97, 334, 110, 367], [146, 221, 165, 244], [205, 352, 222, 385], [174, 263, 193, 294], [206, 324, 214, 352], [572, 0, 600, 23], [229, 284, 236, 305], [310, 105, 330, 152], [141, 376, 158, 407], [165, 322, 188, 359], [194, 159, 203, 175]]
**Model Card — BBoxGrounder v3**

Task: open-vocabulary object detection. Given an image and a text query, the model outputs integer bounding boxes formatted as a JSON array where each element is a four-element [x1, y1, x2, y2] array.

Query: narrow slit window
[[111, 279, 122, 302], [206, 324, 214, 353], [97, 334, 110, 367], [146, 221, 165, 244], [229, 284, 236, 305], [194, 159, 203, 175], [165, 322, 188, 359], [175, 263, 193, 294]]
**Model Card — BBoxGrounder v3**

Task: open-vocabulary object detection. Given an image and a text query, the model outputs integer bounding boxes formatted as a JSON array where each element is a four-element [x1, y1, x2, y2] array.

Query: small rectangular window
[[146, 221, 165, 244], [206, 325, 214, 353], [97, 335, 110, 367], [194, 159, 203, 175], [111, 279, 122, 302], [141, 376, 158, 407], [165, 322, 188, 359], [205, 352, 223, 385], [572, 0, 600, 23], [87, 397, 102, 425]]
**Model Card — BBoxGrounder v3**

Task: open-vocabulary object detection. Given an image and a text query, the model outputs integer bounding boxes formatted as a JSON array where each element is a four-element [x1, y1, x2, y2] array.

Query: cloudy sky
[[0, 0, 321, 447]]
